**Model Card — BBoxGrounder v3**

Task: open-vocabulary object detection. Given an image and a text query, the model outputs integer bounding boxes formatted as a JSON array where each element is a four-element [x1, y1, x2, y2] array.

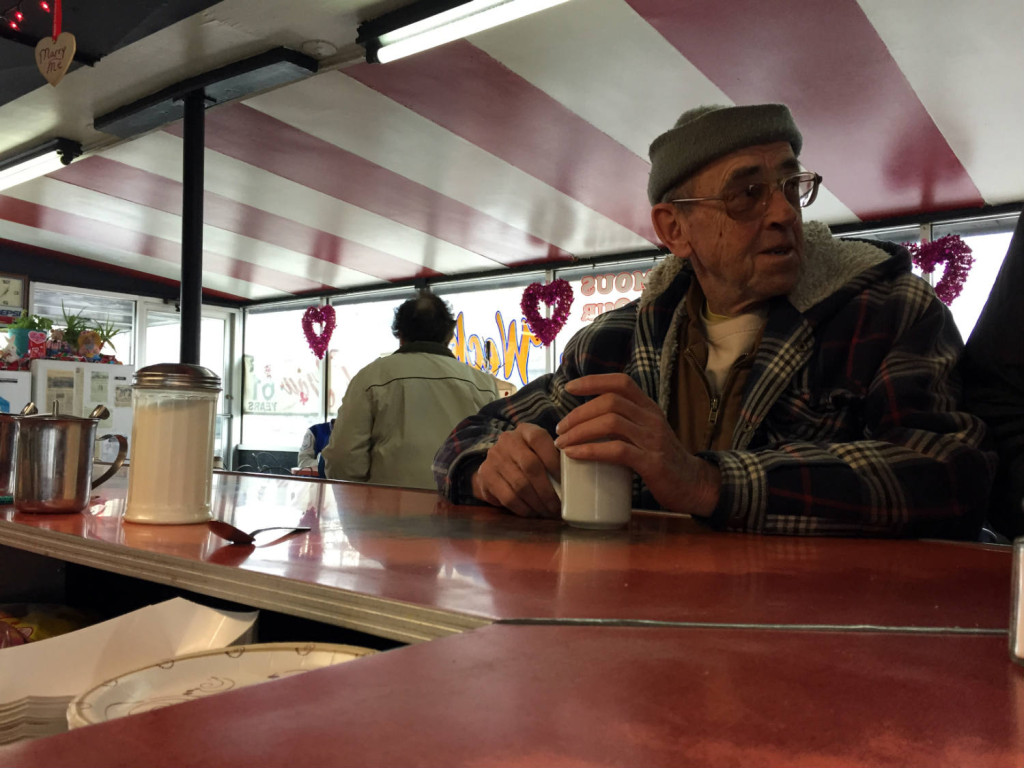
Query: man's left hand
[[554, 373, 721, 517]]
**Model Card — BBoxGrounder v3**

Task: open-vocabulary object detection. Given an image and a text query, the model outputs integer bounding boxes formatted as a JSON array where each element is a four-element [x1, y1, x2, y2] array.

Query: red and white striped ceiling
[[0, 0, 1020, 302]]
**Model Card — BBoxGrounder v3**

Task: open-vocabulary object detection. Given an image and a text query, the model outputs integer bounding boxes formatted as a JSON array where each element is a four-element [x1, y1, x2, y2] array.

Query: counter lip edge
[[0, 519, 491, 644]]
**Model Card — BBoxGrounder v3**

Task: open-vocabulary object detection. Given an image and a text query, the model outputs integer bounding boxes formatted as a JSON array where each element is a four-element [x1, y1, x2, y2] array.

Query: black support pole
[[180, 88, 205, 365]]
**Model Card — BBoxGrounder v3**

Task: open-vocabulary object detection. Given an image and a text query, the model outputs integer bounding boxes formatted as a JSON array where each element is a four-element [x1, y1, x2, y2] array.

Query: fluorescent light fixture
[[357, 0, 572, 64], [95, 48, 319, 140], [0, 137, 82, 192]]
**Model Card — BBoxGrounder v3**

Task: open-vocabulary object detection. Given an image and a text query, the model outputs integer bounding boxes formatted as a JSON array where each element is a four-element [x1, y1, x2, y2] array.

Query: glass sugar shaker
[[124, 363, 221, 525]]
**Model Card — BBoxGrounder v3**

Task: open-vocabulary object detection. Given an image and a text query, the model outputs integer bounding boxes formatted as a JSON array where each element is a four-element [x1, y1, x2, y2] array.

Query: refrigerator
[[30, 360, 134, 462], [0, 371, 32, 414]]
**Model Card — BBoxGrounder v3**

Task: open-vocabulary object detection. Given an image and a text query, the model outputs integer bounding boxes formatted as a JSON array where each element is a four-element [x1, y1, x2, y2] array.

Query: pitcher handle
[[92, 434, 128, 490]]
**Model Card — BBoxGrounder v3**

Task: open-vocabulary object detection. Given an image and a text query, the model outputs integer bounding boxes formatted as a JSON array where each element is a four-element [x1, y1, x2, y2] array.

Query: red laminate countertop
[[0, 471, 1011, 633], [1, 624, 1021, 767]]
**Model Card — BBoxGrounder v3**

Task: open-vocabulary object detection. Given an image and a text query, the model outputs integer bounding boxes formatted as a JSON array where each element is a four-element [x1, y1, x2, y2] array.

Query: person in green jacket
[[323, 291, 498, 489]]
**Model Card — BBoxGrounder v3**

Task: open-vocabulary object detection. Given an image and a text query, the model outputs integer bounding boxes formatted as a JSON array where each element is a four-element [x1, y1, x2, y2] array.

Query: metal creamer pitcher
[[0, 402, 38, 499], [14, 402, 127, 514]]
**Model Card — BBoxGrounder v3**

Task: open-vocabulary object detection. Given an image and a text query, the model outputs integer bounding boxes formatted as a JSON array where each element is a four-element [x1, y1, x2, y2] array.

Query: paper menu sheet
[[89, 372, 112, 427], [45, 368, 82, 416], [0, 598, 257, 702]]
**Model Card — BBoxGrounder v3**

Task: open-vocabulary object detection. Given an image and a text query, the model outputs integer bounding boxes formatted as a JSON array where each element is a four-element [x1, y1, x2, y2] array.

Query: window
[[435, 276, 547, 389], [836, 217, 1017, 341], [242, 305, 322, 450], [834, 224, 920, 246], [234, 210, 1021, 450], [327, 295, 405, 416], [933, 217, 1016, 341], [552, 260, 656, 366], [138, 305, 238, 463], [31, 284, 136, 363], [324, 278, 547, 420]]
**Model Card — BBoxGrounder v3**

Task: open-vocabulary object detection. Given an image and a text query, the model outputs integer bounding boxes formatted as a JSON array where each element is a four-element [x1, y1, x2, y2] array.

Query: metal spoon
[[207, 520, 312, 546]]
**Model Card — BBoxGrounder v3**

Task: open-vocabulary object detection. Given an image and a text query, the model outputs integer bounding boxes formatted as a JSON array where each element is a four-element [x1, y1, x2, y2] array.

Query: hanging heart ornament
[[35, 32, 76, 87], [301, 305, 336, 360], [904, 234, 974, 306], [520, 279, 574, 347]]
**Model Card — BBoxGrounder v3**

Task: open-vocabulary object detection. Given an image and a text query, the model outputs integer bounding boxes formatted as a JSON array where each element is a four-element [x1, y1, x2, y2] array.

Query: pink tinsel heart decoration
[[903, 234, 974, 306], [521, 279, 574, 346], [302, 305, 336, 359]]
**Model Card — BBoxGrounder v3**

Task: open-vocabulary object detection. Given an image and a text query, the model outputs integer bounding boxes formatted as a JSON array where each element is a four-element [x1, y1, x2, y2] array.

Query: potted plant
[[5, 312, 52, 357], [54, 305, 120, 359], [92, 318, 120, 354], [58, 304, 89, 350], [3, 304, 123, 361]]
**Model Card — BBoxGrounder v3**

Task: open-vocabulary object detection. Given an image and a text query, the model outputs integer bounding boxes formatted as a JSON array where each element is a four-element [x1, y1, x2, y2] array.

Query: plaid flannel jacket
[[433, 224, 995, 538]]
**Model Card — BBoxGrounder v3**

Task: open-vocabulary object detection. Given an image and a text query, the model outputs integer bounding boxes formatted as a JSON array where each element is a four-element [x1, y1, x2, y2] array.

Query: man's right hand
[[471, 422, 561, 518]]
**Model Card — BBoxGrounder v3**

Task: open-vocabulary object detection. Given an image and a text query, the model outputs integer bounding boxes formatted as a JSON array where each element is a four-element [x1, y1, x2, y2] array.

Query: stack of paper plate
[[67, 642, 374, 729], [0, 695, 77, 744]]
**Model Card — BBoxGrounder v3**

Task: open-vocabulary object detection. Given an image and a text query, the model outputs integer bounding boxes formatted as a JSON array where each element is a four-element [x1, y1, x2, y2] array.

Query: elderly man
[[323, 291, 498, 489], [433, 103, 994, 538]]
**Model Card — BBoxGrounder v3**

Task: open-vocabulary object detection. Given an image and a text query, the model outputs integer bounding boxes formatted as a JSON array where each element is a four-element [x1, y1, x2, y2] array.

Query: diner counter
[[1, 623, 1022, 767], [0, 470, 1013, 642], [0, 470, 1020, 764]]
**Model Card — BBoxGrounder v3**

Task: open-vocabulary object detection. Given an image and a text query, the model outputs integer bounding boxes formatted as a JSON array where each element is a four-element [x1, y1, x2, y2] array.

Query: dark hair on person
[[391, 291, 457, 343]]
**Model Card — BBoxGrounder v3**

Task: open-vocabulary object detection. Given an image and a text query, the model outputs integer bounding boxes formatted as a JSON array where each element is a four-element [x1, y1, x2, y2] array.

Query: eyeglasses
[[669, 171, 822, 221]]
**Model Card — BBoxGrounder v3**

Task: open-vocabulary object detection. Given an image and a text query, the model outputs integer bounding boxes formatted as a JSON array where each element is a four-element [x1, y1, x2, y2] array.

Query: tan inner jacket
[[667, 281, 765, 453]]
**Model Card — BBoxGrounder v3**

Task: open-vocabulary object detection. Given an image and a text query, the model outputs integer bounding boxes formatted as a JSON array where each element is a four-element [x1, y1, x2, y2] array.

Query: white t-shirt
[[701, 305, 767, 395]]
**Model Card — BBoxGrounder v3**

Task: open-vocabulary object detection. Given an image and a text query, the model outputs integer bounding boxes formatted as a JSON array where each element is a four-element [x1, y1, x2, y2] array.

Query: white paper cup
[[556, 452, 632, 529]]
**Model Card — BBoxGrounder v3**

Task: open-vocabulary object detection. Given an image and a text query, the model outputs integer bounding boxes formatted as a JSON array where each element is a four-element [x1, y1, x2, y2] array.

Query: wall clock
[[0, 272, 28, 313]]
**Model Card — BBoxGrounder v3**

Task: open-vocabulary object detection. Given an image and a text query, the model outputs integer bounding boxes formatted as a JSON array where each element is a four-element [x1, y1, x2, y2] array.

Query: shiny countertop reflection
[[0, 470, 1012, 632], [2, 625, 1021, 767]]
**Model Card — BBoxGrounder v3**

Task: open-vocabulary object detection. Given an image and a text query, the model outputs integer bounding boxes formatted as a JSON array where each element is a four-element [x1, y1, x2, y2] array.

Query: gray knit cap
[[647, 104, 802, 204]]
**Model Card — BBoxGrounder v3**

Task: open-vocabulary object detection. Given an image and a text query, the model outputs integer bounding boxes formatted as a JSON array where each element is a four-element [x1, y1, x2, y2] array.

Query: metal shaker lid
[[134, 363, 221, 391]]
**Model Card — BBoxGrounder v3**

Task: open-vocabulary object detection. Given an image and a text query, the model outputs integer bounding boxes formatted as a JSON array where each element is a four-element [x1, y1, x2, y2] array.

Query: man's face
[[654, 142, 805, 316]]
